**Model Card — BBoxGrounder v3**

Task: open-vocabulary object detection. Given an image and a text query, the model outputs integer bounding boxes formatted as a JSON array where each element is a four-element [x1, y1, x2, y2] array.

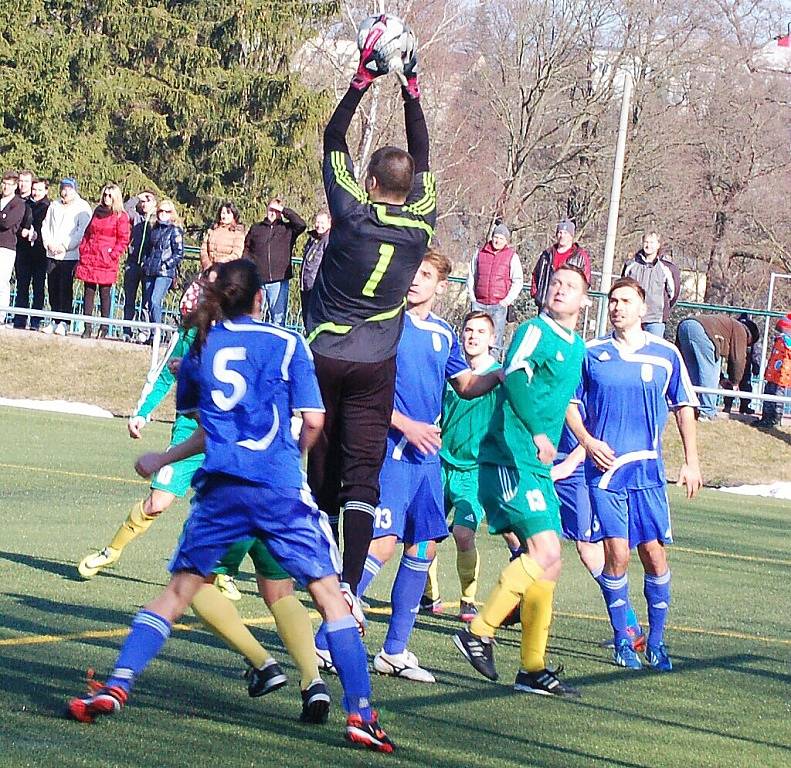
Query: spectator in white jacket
[[40, 178, 92, 336]]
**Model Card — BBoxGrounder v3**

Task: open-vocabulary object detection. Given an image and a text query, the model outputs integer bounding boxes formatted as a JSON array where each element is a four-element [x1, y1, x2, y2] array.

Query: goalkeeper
[[305, 17, 437, 611]]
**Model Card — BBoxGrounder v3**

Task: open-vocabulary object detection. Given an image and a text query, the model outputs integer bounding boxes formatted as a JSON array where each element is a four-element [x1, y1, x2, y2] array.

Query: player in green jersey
[[453, 264, 589, 697], [421, 311, 520, 621]]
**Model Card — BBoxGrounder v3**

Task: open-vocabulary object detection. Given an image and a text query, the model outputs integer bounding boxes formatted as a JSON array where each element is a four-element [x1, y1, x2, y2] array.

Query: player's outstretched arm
[[134, 425, 205, 478], [450, 367, 503, 400], [550, 444, 586, 482], [565, 402, 615, 471], [299, 410, 325, 454], [674, 405, 702, 498]]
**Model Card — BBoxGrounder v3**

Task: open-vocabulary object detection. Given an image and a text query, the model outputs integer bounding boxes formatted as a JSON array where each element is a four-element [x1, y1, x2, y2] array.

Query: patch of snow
[[0, 398, 113, 419], [715, 482, 791, 500]]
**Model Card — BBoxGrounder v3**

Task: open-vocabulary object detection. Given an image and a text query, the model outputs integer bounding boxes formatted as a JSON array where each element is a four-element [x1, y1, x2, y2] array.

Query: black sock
[[341, 503, 375, 592]]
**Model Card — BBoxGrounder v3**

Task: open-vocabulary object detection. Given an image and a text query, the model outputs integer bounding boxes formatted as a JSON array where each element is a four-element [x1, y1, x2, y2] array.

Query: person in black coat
[[140, 199, 183, 325]]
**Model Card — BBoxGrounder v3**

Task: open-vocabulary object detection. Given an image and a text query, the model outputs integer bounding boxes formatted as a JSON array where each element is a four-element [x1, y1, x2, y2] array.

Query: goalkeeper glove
[[351, 15, 389, 91], [399, 34, 420, 100]]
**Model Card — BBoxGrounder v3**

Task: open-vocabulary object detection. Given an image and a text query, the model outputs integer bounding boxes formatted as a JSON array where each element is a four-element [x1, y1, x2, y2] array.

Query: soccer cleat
[[300, 678, 331, 724], [613, 638, 643, 669], [214, 573, 242, 601], [514, 667, 581, 698], [419, 595, 444, 615], [244, 659, 287, 697], [340, 582, 367, 636], [645, 643, 673, 672], [458, 601, 478, 623], [373, 649, 436, 683], [77, 547, 120, 579], [453, 628, 498, 681], [67, 675, 127, 723], [345, 711, 395, 753], [316, 647, 337, 675]]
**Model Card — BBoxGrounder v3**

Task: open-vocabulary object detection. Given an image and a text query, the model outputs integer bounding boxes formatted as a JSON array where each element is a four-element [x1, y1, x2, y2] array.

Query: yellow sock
[[520, 579, 556, 672], [191, 584, 271, 669], [423, 557, 440, 602], [457, 547, 480, 603], [108, 500, 156, 552], [470, 554, 544, 637], [270, 595, 319, 689]]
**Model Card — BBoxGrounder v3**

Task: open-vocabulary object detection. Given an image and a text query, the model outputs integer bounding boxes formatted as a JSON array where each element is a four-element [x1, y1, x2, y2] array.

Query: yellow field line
[[4, 607, 787, 648], [674, 546, 791, 567], [0, 462, 146, 486]]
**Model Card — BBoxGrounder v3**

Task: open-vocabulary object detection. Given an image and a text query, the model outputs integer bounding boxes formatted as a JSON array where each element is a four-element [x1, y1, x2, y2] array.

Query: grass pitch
[[0, 408, 789, 768]]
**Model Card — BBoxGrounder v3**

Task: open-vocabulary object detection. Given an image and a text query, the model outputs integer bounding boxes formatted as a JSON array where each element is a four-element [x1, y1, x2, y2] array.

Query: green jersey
[[479, 314, 584, 474], [439, 355, 501, 470]]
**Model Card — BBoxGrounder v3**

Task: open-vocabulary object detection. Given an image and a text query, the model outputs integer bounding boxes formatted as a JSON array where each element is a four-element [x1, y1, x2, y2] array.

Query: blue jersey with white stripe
[[577, 332, 698, 490], [176, 316, 324, 488], [388, 310, 469, 464], [555, 402, 585, 479]]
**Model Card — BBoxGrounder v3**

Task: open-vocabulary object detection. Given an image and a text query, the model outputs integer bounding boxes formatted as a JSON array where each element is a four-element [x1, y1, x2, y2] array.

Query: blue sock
[[357, 555, 383, 599], [105, 610, 171, 693], [596, 572, 630, 645], [591, 567, 640, 633], [314, 623, 328, 651], [325, 615, 372, 719], [644, 570, 671, 647], [383, 554, 432, 656]]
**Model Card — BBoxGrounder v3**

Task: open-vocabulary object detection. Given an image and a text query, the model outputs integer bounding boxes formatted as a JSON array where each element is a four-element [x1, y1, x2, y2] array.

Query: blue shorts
[[556, 471, 601, 542], [373, 458, 449, 544], [588, 484, 672, 548], [169, 472, 340, 586]]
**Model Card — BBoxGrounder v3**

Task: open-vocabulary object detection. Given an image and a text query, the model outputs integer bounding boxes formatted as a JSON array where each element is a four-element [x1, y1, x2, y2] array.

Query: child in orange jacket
[[756, 314, 791, 428]]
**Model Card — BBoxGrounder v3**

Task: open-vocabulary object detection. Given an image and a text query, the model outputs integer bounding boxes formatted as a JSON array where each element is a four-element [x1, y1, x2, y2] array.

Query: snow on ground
[[0, 398, 113, 419]]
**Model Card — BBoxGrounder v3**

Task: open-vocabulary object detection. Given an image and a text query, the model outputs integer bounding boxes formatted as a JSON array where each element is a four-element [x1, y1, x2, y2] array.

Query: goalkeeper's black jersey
[[305, 149, 437, 363]]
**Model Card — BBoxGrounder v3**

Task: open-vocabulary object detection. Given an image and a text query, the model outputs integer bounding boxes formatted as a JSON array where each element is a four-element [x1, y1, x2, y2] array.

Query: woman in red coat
[[76, 183, 130, 338]]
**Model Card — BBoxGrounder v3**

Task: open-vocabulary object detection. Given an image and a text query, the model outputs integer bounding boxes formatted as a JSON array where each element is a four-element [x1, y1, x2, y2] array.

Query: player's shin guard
[[325, 615, 373, 719], [106, 610, 172, 694], [191, 584, 271, 670], [423, 556, 440, 602], [643, 570, 671, 647], [357, 555, 383, 599], [383, 554, 433, 655], [341, 503, 375, 594], [597, 572, 630, 644], [270, 595, 320, 689], [520, 579, 556, 672], [108, 500, 156, 552], [457, 547, 480, 604], [470, 554, 544, 638]]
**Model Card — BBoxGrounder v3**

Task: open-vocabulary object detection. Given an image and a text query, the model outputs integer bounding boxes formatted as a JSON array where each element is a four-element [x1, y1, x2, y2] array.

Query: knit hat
[[492, 223, 510, 240], [60, 177, 77, 190], [738, 316, 760, 346], [776, 313, 791, 335], [179, 279, 202, 318], [556, 219, 575, 236]]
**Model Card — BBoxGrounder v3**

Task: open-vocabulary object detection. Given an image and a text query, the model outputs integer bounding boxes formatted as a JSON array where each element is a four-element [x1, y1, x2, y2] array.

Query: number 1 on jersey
[[362, 243, 395, 297]]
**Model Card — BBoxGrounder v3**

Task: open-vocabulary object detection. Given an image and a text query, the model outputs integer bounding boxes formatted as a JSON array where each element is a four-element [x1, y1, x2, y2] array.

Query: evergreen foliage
[[0, 1, 338, 232]]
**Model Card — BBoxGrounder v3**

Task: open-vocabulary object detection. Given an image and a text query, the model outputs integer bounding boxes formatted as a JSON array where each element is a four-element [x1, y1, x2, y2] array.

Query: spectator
[[122, 190, 157, 341], [530, 219, 591, 308], [299, 211, 331, 326], [40, 178, 92, 336], [754, 314, 791, 429], [676, 314, 759, 422], [140, 198, 183, 327], [75, 183, 131, 338], [13, 177, 50, 330], [0, 171, 27, 323], [466, 222, 523, 354], [243, 197, 306, 326], [723, 312, 761, 416], [199, 201, 246, 270], [621, 230, 680, 338]]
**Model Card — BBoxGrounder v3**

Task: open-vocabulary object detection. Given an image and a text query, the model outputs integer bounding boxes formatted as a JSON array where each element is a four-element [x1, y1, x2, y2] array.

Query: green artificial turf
[[0, 409, 789, 768]]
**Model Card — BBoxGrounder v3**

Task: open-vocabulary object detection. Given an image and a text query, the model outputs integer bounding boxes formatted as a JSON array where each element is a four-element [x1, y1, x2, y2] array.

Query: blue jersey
[[388, 311, 469, 464], [555, 402, 585, 479], [577, 333, 697, 491], [176, 317, 324, 488]]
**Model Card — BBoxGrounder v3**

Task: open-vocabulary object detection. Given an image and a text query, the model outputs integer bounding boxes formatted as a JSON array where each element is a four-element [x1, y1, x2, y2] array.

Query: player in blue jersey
[[313, 250, 501, 683], [67, 260, 394, 753], [566, 276, 702, 671]]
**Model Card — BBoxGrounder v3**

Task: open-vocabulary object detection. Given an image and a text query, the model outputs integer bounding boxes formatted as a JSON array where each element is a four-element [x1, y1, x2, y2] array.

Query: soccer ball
[[356, 13, 416, 81]]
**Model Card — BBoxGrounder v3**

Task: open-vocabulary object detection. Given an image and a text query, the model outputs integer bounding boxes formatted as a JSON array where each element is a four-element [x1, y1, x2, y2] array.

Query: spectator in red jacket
[[530, 219, 591, 308], [76, 183, 130, 338]]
